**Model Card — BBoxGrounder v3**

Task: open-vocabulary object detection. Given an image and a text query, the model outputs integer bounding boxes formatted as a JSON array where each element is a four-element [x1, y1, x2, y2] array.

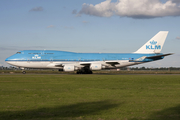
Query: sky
[[0, 0, 180, 68]]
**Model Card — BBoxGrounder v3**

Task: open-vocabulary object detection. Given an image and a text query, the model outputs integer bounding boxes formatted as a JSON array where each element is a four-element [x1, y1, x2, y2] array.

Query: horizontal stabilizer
[[146, 53, 174, 59], [129, 53, 173, 62]]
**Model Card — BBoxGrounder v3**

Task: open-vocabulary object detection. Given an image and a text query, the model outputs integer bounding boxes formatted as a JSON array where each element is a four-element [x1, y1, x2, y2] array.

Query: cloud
[[78, 0, 180, 19], [30, 7, 43, 12], [0, 47, 19, 51], [72, 9, 77, 14], [64, 26, 74, 29], [76, 13, 82, 17], [82, 21, 89, 23], [172, 0, 180, 4], [47, 25, 55, 28], [176, 36, 180, 39]]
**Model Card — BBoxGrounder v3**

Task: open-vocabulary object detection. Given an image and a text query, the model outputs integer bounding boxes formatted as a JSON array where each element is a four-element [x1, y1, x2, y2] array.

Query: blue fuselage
[[5, 50, 163, 62]]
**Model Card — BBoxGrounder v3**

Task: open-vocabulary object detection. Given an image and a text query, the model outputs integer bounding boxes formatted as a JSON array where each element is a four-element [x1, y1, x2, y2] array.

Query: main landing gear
[[21, 68, 26, 74], [22, 71, 26, 74], [76, 69, 93, 74]]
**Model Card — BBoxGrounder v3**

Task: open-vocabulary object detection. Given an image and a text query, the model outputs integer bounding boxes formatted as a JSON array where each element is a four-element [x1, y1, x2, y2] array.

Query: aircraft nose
[[5, 55, 15, 62], [5, 56, 17, 66], [5, 57, 10, 62]]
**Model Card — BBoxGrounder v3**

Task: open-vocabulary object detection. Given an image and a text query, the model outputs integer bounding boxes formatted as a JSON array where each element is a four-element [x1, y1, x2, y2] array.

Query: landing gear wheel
[[76, 70, 93, 74], [77, 72, 83, 74], [22, 71, 26, 74], [76, 70, 81, 74]]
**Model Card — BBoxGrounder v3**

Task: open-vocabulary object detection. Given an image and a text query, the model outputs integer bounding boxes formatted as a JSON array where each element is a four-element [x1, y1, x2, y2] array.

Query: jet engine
[[90, 64, 102, 70], [63, 65, 75, 72]]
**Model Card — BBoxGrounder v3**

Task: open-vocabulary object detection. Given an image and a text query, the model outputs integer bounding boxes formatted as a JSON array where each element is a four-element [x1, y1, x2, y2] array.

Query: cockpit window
[[16, 52, 21, 54]]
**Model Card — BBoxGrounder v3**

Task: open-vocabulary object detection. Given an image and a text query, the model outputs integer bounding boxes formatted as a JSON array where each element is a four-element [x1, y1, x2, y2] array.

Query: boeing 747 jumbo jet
[[5, 31, 173, 74]]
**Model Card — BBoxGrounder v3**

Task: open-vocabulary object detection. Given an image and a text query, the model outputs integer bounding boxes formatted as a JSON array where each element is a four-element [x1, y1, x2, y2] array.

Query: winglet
[[134, 31, 169, 54]]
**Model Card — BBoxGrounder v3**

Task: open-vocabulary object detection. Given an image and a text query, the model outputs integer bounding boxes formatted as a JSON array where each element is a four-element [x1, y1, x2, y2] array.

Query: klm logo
[[146, 40, 161, 50], [32, 55, 41, 59]]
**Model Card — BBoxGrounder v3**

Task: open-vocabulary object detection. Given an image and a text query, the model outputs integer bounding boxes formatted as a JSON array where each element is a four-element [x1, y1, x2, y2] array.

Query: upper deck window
[[44, 53, 54, 54], [28, 53, 41, 54], [16, 52, 21, 54]]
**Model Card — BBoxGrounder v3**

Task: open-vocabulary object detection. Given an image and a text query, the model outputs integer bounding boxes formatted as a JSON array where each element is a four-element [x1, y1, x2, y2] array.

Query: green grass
[[1, 69, 180, 74], [0, 74, 180, 120]]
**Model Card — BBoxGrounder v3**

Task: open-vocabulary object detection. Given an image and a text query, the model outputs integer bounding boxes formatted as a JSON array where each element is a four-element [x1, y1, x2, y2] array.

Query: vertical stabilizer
[[134, 31, 169, 53]]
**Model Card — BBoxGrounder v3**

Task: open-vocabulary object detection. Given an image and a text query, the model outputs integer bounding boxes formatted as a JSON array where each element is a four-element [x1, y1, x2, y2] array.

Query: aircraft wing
[[79, 62, 91, 66], [47, 63, 64, 68], [55, 64, 64, 67], [80, 61, 120, 66], [105, 61, 120, 66]]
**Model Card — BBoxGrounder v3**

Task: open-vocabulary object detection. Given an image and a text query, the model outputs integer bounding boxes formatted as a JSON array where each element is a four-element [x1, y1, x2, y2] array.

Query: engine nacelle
[[90, 64, 102, 70], [63, 65, 75, 72]]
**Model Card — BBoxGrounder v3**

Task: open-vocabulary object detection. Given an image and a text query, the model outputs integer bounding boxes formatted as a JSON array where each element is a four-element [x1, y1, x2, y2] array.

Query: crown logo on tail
[[150, 40, 157, 45]]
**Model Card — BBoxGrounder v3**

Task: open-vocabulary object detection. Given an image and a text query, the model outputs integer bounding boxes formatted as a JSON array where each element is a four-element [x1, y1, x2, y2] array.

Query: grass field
[[0, 74, 180, 120], [1, 70, 180, 74]]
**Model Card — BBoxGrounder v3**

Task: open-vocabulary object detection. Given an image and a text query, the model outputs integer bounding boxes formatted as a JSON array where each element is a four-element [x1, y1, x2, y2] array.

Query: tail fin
[[134, 31, 169, 54]]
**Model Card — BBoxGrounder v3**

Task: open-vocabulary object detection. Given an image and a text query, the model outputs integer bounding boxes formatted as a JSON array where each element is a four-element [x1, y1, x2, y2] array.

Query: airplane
[[5, 31, 173, 74]]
